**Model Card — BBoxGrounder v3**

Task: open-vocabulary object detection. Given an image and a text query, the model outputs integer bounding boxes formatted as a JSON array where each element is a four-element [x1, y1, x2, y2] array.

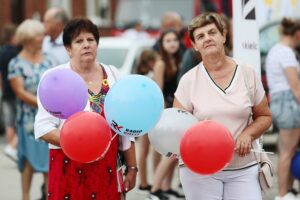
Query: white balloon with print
[[148, 108, 198, 157]]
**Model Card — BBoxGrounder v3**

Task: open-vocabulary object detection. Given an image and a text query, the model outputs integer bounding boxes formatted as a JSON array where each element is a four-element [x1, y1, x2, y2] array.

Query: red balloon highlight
[[60, 111, 112, 163], [180, 120, 234, 175]]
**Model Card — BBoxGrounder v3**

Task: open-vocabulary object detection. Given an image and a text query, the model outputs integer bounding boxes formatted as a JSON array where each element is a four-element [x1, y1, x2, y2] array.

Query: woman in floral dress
[[8, 19, 57, 200]]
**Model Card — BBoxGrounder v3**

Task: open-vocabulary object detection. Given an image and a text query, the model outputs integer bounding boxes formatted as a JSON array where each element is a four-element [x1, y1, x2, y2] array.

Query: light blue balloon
[[104, 75, 164, 137]]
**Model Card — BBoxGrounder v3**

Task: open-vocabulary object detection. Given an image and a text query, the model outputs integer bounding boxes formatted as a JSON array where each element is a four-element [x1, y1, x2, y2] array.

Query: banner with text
[[233, 0, 261, 76]]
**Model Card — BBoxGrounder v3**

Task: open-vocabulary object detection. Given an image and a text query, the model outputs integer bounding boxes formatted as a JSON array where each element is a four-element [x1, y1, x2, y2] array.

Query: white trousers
[[179, 165, 262, 200]]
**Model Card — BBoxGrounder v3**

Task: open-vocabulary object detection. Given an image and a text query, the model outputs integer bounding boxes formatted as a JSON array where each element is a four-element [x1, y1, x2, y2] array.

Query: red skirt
[[48, 137, 120, 200]]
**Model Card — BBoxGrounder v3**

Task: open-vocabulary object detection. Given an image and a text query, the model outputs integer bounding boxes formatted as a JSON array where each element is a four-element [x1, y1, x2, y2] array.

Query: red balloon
[[180, 120, 234, 175], [60, 111, 112, 163]]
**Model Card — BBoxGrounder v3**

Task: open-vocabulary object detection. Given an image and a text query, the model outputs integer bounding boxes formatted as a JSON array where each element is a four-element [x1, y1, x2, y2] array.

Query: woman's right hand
[[235, 132, 253, 157]]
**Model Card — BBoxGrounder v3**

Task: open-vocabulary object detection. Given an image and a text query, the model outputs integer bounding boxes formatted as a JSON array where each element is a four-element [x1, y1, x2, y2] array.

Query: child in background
[[135, 49, 160, 193]]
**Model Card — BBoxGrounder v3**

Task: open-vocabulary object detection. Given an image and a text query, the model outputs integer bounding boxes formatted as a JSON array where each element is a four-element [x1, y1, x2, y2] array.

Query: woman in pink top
[[174, 12, 272, 200]]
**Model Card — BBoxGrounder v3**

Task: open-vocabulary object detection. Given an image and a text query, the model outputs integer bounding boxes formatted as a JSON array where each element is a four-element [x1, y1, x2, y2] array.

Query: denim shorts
[[270, 90, 300, 129]]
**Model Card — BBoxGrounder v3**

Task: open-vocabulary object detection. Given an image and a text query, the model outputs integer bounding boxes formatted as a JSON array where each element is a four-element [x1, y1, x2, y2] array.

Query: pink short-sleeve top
[[175, 62, 265, 169]]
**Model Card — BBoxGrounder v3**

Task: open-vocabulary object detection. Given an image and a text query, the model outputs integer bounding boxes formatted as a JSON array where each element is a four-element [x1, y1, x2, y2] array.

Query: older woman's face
[[192, 23, 226, 57], [67, 31, 98, 63], [25, 32, 44, 50], [162, 32, 180, 55]]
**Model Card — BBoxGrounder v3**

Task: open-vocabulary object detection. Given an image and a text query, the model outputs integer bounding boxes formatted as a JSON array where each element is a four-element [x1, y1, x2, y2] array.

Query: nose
[[203, 34, 212, 45], [203, 33, 212, 41], [83, 39, 90, 48]]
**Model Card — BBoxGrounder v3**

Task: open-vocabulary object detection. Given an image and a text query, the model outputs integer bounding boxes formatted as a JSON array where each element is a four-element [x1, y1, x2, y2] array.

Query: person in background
[[0, 24, 19, 162], [43, 7, 69, 64], [34, 17, 137, 200], [135, 49, 158, 193], [266, 18, 300, 200], [177, 48, 202, 83], [153, 11, 186, 57], [174, 12, 272, 200], [122, 21, 150, 40], [148, 29, 184, 200], [8, 19, 57, 200]]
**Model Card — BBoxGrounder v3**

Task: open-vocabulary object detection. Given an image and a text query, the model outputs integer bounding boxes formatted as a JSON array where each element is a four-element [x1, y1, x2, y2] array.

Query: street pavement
[[0, 133, 292, 200]]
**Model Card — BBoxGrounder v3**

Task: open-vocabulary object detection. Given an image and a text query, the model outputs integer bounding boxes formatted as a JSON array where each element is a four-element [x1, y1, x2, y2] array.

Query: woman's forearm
[[123, 141, 137, 167], [40, 129, 61, 147], [17, 90, 38, 107]]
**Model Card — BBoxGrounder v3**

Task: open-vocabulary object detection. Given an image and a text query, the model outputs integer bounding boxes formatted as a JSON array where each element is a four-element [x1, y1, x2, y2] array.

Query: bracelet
[[125, 166, 138, 174]]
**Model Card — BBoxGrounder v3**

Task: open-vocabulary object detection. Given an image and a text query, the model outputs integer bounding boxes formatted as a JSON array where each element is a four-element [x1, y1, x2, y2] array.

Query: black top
[[0, 45, 19, 100], [163, 70, 179, 108]]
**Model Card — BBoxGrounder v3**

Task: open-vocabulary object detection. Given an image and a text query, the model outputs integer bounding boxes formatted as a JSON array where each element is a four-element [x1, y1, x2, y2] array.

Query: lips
[[82, 52, 92, 55], [204, 44, 215, 48]]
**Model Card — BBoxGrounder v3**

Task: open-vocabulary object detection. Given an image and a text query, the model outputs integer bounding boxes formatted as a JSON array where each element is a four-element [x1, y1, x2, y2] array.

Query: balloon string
[[110, 132, 118, 142]]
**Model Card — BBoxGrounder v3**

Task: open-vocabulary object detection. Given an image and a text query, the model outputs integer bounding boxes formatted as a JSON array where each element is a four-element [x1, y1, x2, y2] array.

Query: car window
[[97, 48, 128, 69], [260, 24, 280, 55]]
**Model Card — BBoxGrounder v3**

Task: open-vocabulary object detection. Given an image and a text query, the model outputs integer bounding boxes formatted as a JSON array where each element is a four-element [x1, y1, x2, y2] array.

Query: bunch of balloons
[[38, 68, 112, 163], [38, 69, 164, 163]]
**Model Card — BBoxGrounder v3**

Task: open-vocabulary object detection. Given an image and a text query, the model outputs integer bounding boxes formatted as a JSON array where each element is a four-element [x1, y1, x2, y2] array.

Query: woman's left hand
[[235, 133, 253, 156], [124, 170, 137, 192]]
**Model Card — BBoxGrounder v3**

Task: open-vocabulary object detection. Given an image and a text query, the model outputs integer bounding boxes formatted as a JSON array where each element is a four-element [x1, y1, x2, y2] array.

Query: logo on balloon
[[47, 110, 64, 118], [124, 128, 143, 136], [111, 120, 123, 132], [177, 110, 188, 114]]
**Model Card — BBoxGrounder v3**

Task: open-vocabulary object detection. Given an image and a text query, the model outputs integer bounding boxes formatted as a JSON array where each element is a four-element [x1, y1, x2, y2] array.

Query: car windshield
[[260, 24, 280, 55], [97, 48, 128, 69]]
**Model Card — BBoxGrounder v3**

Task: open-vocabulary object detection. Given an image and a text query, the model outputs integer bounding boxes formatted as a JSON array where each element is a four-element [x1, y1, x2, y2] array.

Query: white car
[[97, 37, 155, 77]]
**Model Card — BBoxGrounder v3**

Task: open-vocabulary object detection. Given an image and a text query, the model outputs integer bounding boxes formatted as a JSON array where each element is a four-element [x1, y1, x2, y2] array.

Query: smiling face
[[192, 23, 226, 58], [66, 31, 98, 64]]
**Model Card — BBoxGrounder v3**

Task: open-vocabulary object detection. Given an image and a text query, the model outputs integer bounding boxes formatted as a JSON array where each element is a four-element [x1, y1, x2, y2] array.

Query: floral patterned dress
[[47, 65, 121, 200], [8, 53, 56, 172]]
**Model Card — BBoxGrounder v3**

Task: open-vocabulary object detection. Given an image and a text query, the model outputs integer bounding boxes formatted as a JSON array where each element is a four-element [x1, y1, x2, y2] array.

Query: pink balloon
[[180, 120, 234, 175]]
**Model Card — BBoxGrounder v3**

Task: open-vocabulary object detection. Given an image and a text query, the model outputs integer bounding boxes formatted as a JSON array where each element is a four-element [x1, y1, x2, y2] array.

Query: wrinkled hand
[[124, 170, 137, 192], [235, 133, 253, 157]]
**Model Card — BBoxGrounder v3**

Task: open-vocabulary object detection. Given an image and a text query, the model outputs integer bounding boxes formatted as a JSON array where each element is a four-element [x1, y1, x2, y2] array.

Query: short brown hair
[[280, 17, 300, 36], [188, 12, 224, 42], [63, 17, 99, 47], [0, 24, 17, 45]]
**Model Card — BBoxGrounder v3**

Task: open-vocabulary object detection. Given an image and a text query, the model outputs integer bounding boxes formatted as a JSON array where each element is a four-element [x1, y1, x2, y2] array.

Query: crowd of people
[[0, 6, 299, 200]]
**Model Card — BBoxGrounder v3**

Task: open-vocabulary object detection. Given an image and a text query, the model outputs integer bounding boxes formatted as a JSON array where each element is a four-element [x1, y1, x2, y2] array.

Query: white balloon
[[148, 108, 198, 157]]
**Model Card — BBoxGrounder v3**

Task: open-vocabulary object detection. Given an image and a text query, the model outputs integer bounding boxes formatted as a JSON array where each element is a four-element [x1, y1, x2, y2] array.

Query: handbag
[[240, 63, 274, 193], [255, 150, 274, 193]]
